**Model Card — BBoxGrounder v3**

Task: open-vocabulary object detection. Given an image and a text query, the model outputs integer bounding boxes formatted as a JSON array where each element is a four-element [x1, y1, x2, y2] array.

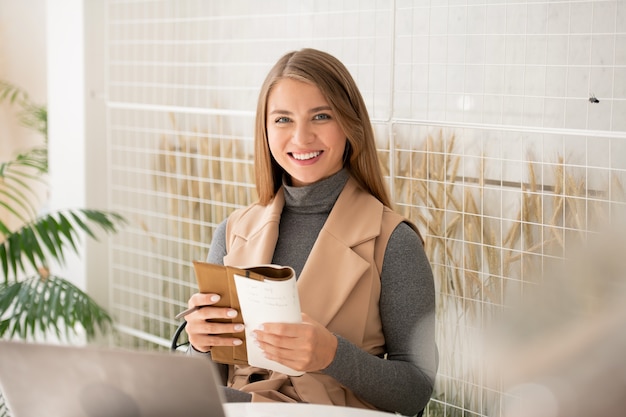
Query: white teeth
[[292, 151, 321, 160]]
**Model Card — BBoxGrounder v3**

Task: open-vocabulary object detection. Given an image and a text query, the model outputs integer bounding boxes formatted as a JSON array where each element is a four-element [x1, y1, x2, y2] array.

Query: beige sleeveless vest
[[222, 177, 416, 409]]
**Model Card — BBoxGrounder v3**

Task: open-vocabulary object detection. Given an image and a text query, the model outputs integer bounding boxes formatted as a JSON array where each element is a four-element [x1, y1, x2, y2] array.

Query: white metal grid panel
[[104, 1, 626, 416]]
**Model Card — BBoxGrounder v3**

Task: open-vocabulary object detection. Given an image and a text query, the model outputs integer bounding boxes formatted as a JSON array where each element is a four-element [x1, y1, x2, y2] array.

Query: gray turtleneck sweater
[[202, 170, 437, 416]]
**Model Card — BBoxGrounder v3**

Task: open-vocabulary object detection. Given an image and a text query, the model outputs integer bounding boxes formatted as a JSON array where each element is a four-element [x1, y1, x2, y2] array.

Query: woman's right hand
[[184, 292, 245, 353]]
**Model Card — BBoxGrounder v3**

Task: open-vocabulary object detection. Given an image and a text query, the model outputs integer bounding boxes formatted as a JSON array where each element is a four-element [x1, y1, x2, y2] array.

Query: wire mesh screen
[[105, 0, 395, 350], [104, 1, 626, 416], [107, 107, 256, 349]]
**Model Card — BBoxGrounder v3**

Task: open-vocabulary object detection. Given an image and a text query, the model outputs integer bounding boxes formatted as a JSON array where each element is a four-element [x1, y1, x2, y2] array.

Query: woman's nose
[[292, 123, 314, 145]]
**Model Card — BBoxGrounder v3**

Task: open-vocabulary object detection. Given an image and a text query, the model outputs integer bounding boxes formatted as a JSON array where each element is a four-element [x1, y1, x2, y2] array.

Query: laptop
[[0, 340, 226, 417]]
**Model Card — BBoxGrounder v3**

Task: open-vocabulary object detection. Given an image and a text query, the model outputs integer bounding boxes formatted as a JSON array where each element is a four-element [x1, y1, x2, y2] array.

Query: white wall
[[0, 0, 47, 156], [46, 0, 86, 288], [84, 0, 110, 318], [0, 0, 48, 229]]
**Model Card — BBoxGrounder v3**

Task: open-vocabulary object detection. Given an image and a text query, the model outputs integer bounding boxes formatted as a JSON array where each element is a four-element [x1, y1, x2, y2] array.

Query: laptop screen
[[0, 340, 226, 417]]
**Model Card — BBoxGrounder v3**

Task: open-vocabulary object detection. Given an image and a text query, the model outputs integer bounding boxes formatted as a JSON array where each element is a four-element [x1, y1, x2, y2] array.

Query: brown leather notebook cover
[[191, 261, 295, 367]]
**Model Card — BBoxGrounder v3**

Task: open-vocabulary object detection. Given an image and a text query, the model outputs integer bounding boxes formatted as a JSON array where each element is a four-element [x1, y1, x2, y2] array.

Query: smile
[[291, 151, 322, 161]]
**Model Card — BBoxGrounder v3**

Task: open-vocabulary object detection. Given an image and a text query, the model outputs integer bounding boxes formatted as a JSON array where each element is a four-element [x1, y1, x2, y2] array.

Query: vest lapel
[[223, 188, 285, 266], [223, 178, 384, 330], [223, 178, 392, 407], [297, 179, 383, 328]]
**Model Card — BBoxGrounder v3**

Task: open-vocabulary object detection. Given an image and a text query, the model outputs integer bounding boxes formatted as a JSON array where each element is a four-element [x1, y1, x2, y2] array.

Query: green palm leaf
[[1, 209, 126, 283], [1, 80, 47, 138], [0, 274, 113, 340], [0, 80, 29, 105], [1, 79, 125, 356], [0, 166, 43, 222], [7, 146, 47, 173], [0, 148, 48, 243], [0, 392, 8, 417]]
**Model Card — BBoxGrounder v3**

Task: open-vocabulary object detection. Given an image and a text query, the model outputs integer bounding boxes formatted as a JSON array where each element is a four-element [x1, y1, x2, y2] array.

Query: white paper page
[[233, 272, 303, 376]]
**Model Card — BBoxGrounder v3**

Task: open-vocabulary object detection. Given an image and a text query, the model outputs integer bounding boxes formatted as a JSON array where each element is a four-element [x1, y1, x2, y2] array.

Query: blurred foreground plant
[[0, 80, 126, 341]]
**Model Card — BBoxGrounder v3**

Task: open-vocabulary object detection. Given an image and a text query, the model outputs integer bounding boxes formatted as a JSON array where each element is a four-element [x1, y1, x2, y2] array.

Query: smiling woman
[[252, 49, 390, 208], [266, 79, 347, 187], [182, 48, 437, 417]]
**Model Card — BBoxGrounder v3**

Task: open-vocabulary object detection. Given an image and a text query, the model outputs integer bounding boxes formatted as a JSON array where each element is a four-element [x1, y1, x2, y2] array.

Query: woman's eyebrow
[[268, 109, 292, 115], [268, 106, 332, 115], [309, 106, 332, 113]]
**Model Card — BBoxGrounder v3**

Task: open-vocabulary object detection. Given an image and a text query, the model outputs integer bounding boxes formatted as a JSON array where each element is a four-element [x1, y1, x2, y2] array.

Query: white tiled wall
[[104, 1, 625, 416]]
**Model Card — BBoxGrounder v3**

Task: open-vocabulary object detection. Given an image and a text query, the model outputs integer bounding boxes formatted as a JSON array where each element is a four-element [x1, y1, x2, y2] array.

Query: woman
[[184, 48, 437, 416]]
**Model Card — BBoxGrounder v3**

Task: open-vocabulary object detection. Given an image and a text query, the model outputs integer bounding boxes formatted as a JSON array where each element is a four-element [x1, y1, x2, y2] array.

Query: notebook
[[187, 261, 302, 376], [0, 340, 226, 417]]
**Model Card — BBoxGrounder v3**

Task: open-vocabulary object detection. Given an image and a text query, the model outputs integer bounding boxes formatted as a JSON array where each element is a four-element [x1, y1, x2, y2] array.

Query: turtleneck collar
[[282, 169, 350, 214]]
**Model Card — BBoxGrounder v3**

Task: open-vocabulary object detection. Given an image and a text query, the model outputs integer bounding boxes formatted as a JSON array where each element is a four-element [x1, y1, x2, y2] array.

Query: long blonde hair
[[254, 48, 391, 207]]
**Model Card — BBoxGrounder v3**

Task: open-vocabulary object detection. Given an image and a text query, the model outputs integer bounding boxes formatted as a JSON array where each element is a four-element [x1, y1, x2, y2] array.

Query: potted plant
[[0, 80, 125, 343]]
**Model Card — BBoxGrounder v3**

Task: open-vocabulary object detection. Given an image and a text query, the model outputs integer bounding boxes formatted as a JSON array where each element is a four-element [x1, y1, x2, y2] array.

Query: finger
[[192, 321, 245, 335], [256, 322, 302, 337], [254, 321, 337, 372], [186, 307, 242, 335], [257, 340, 309, 372], [253, 326, 306, 366], [260, 312, 318, 336], [188, 334, 243, 352], [183, 303, 239, 322], [192, 306, 240, 321], [254, 327, 298, 346], [188, 293, 221, 308], [187, 322, 245, 352], [254, 334, 298, 359]]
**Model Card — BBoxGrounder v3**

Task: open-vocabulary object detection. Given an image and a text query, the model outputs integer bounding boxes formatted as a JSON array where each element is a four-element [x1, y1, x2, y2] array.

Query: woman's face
[[266, 78, 347, 187]]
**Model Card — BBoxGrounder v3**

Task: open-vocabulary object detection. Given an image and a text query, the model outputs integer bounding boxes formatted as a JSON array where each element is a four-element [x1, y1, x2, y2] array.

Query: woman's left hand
[[252, 313, 338, 373]]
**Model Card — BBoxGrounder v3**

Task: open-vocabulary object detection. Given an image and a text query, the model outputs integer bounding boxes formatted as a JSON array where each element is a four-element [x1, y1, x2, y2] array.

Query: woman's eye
[[313, 113, 331, 121], [275, 116, 290, 123]]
